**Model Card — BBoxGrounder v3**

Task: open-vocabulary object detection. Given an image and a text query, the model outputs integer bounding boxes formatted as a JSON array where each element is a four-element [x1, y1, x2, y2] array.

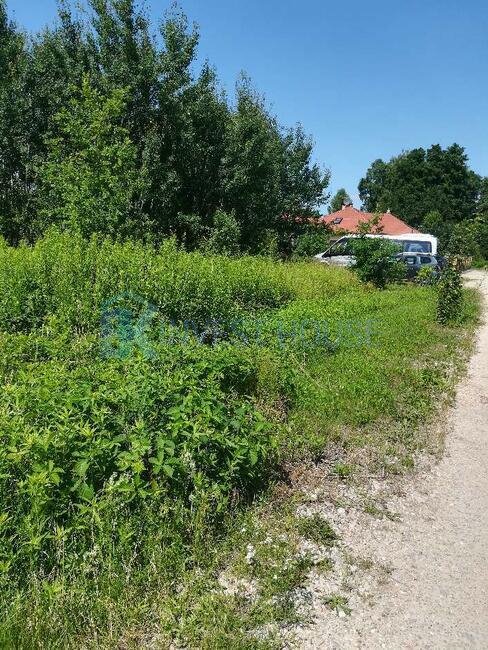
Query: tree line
[[2, 0, 487, 260], [333, 145, 488, 259], [0, 0, 330, 254]]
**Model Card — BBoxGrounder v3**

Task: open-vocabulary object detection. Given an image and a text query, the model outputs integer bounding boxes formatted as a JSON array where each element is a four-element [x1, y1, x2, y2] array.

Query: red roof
[[321, 205, 419, 235]]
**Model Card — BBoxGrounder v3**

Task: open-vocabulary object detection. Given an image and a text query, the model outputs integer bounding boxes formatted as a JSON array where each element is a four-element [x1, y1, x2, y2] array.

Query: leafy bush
[[415, 265, 438, 286], [171, 212, 205, 251], [472, 214, 488, 262], [0, 335, 276, 579], [0, 230, 293, 333], [350, 236, 404, 289], [292, 226, 331, 259], [205, 210, 241, 256], [437, 266, 463, 323], [447, 220, 480, 258]]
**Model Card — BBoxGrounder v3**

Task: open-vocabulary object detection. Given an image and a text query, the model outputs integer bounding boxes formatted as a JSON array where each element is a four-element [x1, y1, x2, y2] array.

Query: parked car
[[315, 233, 438, 267], [434, 254, 448, 270], [394, 252, 441, 280]]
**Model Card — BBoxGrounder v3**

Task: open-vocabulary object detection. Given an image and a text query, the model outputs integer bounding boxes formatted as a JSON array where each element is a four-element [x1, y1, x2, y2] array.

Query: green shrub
[[292, 227, 331, 259], [351, 236, 404, 289], [171, 212, 205, 251], [415, 265, 438, 286], [0, 230, 292, 334], [205, 210, 241, 256], [437, 266, 463, 324], [447, 221, 480, 258], [0, 335, 276, 579]]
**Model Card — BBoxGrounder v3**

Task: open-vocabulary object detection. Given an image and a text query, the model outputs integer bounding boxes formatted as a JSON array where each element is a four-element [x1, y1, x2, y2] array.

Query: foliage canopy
[[0, 0, 329, 253]]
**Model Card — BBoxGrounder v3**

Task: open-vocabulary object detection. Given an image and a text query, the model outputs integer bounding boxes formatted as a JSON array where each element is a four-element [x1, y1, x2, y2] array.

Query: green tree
[[174, 63, 230, 223], [0, 2, 30, 243], [359, 145, 480, 227], [477, 177, 488, 216], [358, 159, 388, 213], [274, 126, 329, 257], [0, 2, 95, 243], [205, 209, 241, 256], [279, 125, 329, 217], [329, 188, 351, 213], [222, 79, 283, 250], [38, 77, 144, 238], [447, 221, 480, 258], [88, 0, 159, 145], [474, 215, 488, 260], [420, 210, 452, 252], [0, 0, 329, 248]]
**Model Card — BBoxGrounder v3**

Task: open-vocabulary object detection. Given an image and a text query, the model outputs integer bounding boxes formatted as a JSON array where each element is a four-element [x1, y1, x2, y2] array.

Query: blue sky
[[7, 0, 488, 208]]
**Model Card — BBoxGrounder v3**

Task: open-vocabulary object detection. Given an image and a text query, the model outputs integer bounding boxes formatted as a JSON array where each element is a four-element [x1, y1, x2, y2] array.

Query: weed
[[437, 266, 463, 324], [322, 594, 351, 616], [0, 233, 478, 647], [297, 514, 338, 546], [332, 462, 354, 479]]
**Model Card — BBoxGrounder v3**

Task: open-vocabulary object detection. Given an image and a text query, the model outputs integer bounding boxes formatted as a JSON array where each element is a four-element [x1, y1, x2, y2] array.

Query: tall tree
[[359, 145, 480, 226], [88, 0, 158, 142], [477, 177, 488, 216], [280, 125, 329, 217], [329, 188, 351, 213], [0, 0, 330, 250], [0, 1, 29, 243], [142, 7, 200, 234], [38, 77, 144, 238], [222, 78, 283, 250]]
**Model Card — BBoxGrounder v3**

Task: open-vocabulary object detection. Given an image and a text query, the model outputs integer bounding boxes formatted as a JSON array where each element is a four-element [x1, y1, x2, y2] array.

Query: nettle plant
[[0, 336, 277, 578]]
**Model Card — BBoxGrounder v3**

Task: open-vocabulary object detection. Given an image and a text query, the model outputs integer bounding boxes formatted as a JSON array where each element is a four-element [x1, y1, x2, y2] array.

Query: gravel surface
[[294, 270, 488, 649]]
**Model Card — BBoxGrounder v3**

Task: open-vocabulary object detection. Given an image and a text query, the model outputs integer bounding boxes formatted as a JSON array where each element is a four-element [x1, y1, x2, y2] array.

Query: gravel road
[[296, 269, 488, 649]]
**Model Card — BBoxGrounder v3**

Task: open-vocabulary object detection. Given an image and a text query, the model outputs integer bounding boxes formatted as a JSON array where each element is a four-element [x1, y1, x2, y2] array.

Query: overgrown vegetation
[[437, 266, 463, 324], [0, 1, 484, 647], [359, 146, 488, 263], [0, 231, 479, 647], [0, 0, 329, 255], [351, 236, 404, 289]]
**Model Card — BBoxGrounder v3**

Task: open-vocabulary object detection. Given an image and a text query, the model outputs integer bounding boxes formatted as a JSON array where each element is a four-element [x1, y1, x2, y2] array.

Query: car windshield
[[402, 240, 431, 253], [328, 239, 353, 255]]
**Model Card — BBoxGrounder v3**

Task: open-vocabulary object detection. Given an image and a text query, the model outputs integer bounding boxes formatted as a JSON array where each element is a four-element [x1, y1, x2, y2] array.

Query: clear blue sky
[[7, 0, 488, 208]]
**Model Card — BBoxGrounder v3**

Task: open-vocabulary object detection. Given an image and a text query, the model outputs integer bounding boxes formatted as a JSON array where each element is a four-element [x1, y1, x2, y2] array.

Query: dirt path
[[296, 270, 488, 649]]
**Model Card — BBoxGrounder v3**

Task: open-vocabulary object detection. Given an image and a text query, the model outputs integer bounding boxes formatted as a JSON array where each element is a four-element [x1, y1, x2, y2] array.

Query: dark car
[[433, 254, 448, 270], [395, 252, 442, 280]]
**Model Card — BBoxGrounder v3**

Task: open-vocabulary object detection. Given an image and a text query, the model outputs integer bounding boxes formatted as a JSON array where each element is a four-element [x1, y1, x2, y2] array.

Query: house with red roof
[[321, 202, 419, 235]]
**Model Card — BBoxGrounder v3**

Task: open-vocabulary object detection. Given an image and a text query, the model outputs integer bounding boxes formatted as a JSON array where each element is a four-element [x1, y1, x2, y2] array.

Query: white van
[[315, 233, 438, 267]]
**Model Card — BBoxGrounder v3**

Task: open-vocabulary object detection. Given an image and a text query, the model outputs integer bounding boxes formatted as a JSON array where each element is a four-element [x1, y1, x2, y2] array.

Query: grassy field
[[0, 231, 478, 648]]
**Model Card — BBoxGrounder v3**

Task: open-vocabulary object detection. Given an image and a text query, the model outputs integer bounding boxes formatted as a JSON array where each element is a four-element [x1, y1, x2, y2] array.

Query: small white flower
[[245, 544, 256, 564]]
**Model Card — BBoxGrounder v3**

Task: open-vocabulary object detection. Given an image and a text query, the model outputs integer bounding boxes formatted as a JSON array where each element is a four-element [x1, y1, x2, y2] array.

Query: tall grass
[[0, 231, 478, 648]]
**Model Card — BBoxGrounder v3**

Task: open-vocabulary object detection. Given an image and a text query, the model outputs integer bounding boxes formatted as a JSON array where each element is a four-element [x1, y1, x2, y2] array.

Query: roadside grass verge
[[0, 232, 480, 648]]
